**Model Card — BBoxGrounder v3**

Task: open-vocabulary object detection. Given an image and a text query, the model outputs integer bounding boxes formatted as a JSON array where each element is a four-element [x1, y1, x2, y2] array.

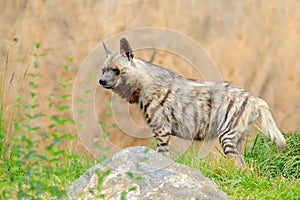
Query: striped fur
[[99, 38, 286, 166]]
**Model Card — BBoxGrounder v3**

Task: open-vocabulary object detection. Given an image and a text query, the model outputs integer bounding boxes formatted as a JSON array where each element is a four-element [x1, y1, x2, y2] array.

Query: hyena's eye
[[112, 68, 120, 76]]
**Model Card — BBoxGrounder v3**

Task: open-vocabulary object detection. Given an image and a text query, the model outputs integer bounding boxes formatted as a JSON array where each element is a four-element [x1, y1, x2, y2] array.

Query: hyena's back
[[141, 80, 254, 141]]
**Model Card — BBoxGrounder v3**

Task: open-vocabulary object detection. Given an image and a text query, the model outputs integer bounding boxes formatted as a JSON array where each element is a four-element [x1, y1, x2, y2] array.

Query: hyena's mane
[[114, 58, 186, 104], [133, 59, 182, 84]]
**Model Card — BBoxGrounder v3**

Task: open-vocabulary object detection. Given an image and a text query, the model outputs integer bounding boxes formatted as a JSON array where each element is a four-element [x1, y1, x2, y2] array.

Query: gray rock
[[68, 146, 227, 200]]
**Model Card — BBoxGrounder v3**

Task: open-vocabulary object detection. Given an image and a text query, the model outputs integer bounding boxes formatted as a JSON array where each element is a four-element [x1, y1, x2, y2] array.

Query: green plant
[[0, 42, 92, 199], [176, 132, 300, 199], [245, 133, 300, 178]]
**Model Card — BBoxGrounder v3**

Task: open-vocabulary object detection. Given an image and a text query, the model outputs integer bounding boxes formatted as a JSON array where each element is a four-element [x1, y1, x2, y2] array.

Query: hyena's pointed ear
[[120, 38, 134, 61], [103, 41, 114, 57]]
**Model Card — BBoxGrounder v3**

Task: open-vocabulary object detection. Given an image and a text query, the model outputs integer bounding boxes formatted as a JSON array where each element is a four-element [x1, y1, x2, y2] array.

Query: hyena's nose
[[99, 78, 106, 86]]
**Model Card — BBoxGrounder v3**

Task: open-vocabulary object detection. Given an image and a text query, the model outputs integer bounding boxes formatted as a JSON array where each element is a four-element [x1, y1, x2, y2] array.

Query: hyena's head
[[99, 38, 134, 89]]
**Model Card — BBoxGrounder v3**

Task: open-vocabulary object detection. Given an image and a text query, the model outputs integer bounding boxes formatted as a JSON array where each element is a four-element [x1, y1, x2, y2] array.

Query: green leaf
[[50, 132, 60, 139], [127, 172, 134, 179], [39, 132, 49, 138], [107, 112, 113, 118], [29, 73, 42, 77], [46, 137, 61, 150], [76, 98, 93, 103], [51, 115, 61, 124], [88, 70, 95, 78], [22, 124, 31, 131], [57, 105, 69, 111], [39, 52, 47, 57], [97, 194, 105, 198], [34, 61, 39, 68], [25, 150, 37, 160], [63, 65, 72, 71], [38, 154, 48, 161], [30, 92, 37, 98], [25, 113, 44, 120], [77, 108, 85, 115], [52, 149, 66, 156], [120, 191, 127, 200], [107, 101, 113, 109], [59, 94, 71, 99], [95, 169, 111, 187], [17, 94, 23, 101], [58, 83, 71, 88], [101, 132, 110, 139], [48, 124, 55, 129], [29, 81, 39, 88], [143, 147, 150, 154], [61, 133, 76, 140], [98, 121, 117, 129], [84, 89, 91, 94], [31, 126, 40, 131], [128, 186, 137, 192], [35, 42, 41, 49], [14, 122, 20, 131], [25, 103, 40, 109], [134, 176, 142, 181], [68, 56, 73, 62]]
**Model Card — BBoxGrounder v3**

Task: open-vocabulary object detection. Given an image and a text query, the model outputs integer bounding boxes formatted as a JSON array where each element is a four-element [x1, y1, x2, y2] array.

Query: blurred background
[[1, 0, 299, 155]]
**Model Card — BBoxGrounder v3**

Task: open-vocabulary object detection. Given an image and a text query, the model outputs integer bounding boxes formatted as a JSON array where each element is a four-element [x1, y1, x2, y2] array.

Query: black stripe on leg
[[218, 97, 248, 135], [233, 97, 249, 127], [158, 142, 169, 146], [222, 99, 235, 127], [219, 129, 235, 141], [217, 99, 234, 134], [222, 143, 236, 151], [159, 132, 170, 137]]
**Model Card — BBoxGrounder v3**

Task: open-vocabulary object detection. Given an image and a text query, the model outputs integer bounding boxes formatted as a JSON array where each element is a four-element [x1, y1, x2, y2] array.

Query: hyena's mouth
[[100, 83, 116, 89], [99, 78, 117, 89], [102, 85, 115, 89]]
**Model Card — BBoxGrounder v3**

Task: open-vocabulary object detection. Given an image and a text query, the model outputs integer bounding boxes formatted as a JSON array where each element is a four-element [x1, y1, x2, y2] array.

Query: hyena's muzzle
[[99, 69, 120, 89]]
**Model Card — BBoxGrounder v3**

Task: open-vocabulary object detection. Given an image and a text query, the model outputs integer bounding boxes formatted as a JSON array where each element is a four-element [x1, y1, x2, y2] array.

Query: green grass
[[1, 42, 299, 199], [0, 144, 93, 199], [176, 133, 300, 199]]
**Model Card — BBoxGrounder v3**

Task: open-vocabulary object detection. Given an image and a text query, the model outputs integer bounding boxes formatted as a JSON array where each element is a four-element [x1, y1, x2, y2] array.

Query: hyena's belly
[[171, 122, 208, 141], [169, 104, 209, 141]]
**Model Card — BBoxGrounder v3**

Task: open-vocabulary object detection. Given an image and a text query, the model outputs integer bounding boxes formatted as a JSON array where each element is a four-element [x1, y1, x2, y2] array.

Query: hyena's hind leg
[[219, 130, 246, 167], [218, 130, 246, 167], [217, 96, 253, 167]]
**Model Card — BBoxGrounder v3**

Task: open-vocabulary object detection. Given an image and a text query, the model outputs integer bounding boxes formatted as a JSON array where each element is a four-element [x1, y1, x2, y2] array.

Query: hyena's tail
[[257, 98, 286, 149]]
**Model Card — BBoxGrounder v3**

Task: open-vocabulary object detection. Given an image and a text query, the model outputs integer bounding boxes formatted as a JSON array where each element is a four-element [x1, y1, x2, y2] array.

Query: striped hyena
[[99, 38, 286, 166]]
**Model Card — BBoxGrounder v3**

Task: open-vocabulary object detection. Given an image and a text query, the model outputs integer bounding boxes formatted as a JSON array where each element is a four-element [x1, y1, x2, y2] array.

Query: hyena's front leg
[[144, 105, 171, 156], [141, 89, 173, 156], [152, 124, 171, 156]]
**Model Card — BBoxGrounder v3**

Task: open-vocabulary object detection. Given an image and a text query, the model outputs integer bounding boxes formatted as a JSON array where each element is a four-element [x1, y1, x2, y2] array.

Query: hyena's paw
[[227, 153, 246, 169], [157, 149, 171, 157]]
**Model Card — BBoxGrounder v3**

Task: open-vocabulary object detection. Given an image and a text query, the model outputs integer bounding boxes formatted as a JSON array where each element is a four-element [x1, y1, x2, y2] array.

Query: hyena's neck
[[113, 78, 141, 104], [112, 58, 177, 104]]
